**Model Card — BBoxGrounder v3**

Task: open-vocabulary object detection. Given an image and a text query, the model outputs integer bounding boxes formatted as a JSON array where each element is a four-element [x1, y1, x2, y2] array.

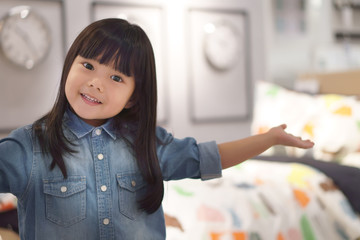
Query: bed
[[163, 77, 360, 240], [1, 76, 360, 240]]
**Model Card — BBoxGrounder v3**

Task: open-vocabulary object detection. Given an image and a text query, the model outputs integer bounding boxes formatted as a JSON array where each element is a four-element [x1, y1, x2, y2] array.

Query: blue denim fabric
[[0, 110, 222, 240]]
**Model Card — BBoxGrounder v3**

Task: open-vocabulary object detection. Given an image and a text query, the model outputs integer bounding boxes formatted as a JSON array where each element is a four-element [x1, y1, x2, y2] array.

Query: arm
[[218, 124, 314, 169], [0, 130, 32, 197], [156, 126, 221, 181]]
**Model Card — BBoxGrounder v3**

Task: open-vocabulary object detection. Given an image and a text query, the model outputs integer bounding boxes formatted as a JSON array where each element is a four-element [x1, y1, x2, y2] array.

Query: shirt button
[[131, 180, 136, 187], [97, 154, 104, 160], [103, 218, 110, 225], [60, 186, 67, 193], [101, 185, 107, 192], [95, 129, 102, 136]]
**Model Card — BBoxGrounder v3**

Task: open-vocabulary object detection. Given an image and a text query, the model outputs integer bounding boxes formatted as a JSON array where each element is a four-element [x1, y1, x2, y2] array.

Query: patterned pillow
[[252, 81, 360, 164]]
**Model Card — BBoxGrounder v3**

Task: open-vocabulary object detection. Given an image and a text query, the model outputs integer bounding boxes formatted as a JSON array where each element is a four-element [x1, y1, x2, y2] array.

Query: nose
[[87, 77, 104, 92]]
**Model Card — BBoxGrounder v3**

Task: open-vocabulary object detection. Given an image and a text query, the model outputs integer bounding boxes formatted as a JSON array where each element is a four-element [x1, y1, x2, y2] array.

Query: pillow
[[252, 81, 360, 164]]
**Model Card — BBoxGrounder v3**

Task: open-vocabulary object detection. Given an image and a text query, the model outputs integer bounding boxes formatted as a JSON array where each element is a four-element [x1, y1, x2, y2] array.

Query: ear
[[124, 100, 135, 109]]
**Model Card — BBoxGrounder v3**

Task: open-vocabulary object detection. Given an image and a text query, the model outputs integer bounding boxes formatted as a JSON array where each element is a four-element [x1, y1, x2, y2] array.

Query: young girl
[[0, 18, 313, 239]]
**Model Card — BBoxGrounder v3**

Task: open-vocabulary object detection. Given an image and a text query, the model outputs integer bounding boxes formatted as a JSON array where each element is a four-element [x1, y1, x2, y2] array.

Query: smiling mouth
[[81, 93, 102, 104]]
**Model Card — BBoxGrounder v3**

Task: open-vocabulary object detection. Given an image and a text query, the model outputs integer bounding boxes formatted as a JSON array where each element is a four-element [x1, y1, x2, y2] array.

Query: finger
[[298, 139, 315, 149]]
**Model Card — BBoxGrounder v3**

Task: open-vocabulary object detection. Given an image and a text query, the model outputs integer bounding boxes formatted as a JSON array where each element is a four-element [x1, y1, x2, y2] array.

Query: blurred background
[[0, 0, 360, 141], [0, 0, 359, 142], [2, 1, 360, 239]]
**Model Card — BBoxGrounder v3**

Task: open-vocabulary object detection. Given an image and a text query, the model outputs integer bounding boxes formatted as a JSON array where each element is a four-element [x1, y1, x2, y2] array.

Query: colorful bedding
[[163, 159, 360, 240], [0, 193, 16, 213], [252, 81, 360, 166]]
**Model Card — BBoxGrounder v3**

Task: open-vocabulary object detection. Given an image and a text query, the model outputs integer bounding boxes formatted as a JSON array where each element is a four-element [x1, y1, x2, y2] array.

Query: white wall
[[264, 0, 360, 89], [0, 0, 65, 136], [264, 0, 332, 88], [1, 0, 266, 143], [62, 0, 266, 143]]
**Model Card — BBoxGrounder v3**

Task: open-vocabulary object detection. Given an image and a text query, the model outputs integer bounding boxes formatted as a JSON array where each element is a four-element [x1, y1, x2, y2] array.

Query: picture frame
[[187, 8, 251, 123], [0, 0, 66, 132], [92, 1, 168, 124]]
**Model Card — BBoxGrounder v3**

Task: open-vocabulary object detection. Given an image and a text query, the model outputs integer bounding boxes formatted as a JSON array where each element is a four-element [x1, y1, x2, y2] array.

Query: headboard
[[297, 69, 360, 96]]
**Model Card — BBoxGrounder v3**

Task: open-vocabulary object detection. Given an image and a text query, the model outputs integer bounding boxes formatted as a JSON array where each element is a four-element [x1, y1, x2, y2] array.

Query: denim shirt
[[0, 110, 222, 240]]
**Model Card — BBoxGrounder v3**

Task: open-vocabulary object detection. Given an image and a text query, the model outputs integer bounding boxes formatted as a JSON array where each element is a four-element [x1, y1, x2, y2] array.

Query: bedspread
[[163, 160, 360, 240], [0, 193, 16, 213]]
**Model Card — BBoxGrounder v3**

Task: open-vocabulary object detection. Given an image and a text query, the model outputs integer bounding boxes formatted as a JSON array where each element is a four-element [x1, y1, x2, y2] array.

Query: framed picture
[[92, 2, 168, 124], [187, 8, 251, 123], [0, 0, 65, 132]]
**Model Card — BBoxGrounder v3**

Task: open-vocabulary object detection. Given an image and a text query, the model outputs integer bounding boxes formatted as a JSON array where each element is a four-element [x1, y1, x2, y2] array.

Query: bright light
[[116, 13, 128, 20], [20, 9, 30, 19], [204, 23, 215, 34], [310, 0, 323, 8]]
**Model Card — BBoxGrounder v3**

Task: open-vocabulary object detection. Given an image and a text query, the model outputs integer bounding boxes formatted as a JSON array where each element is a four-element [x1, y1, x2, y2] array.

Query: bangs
[[77, 26, 140, 77]]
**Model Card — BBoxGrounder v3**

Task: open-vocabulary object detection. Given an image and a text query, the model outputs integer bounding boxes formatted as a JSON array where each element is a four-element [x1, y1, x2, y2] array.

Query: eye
[[111, 75, 123, 82], [83, 62, 94, 70]]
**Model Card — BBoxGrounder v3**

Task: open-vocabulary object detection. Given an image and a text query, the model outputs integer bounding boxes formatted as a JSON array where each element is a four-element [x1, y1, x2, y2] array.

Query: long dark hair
[[33, 18, 163, 214]]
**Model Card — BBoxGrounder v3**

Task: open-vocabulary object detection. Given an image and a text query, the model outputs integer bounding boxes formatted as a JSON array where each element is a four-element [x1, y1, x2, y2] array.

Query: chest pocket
[[43, 176, 86, 227], [116, 172, 146, 220]]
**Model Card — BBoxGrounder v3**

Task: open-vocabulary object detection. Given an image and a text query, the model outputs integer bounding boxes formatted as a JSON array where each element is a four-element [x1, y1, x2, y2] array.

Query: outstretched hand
[[268, 124, 314, 149], [218, 123, 314, 169]]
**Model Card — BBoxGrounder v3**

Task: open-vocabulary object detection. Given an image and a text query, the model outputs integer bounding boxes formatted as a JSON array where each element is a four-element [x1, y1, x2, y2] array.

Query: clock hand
[[14, 25, 39, 59], [14, 25, 27, 41]]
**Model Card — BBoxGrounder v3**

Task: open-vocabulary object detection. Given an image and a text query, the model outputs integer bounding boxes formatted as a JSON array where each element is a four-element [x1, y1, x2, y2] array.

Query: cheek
[[64, 79, 79, 105], [111, 89, 134, 109], [64, 80, 71, 100], [64, 73, 78, 97], [125, 91, 136, 108]]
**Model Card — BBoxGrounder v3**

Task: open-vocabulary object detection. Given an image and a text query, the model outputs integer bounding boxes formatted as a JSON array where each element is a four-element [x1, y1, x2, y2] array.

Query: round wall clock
[[203, 20, 242, 71], [0, 6, 51, 70]]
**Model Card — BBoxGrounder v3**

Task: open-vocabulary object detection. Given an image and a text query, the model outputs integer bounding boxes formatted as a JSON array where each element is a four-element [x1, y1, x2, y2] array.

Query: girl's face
[[65, 55, 135, 126]]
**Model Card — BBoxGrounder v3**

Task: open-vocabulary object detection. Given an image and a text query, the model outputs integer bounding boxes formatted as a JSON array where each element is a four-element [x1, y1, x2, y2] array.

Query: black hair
[[33, 18, 163, 214]]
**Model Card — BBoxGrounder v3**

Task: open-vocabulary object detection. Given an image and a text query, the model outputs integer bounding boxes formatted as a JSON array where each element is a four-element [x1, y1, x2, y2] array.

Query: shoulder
[[8, 124, 33, 140], [156, 126, 175, 143], [156, 126, 171, 137], [1, 125, 34, 151]]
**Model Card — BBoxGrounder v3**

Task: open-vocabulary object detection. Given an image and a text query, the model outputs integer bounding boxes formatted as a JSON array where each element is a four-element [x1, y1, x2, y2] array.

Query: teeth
[[81, 93, 101, 103]]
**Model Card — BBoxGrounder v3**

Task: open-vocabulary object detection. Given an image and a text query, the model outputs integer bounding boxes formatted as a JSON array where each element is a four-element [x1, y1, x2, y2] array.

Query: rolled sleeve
[[198, 141, 222, 180], [157, 126, 222, 181]]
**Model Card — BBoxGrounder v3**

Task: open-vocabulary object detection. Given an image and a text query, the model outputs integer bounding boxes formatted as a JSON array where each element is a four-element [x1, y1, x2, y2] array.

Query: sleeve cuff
[[198, 141, 222, 180]]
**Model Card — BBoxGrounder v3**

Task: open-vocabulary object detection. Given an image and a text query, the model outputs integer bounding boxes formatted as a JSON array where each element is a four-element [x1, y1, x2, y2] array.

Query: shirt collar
[[64, 108, 117, 140]]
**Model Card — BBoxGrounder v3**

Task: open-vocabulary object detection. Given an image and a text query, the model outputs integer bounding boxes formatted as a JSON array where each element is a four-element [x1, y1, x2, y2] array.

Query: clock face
[[0, 6, 51, 69], [203, 21, 241, 71]]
